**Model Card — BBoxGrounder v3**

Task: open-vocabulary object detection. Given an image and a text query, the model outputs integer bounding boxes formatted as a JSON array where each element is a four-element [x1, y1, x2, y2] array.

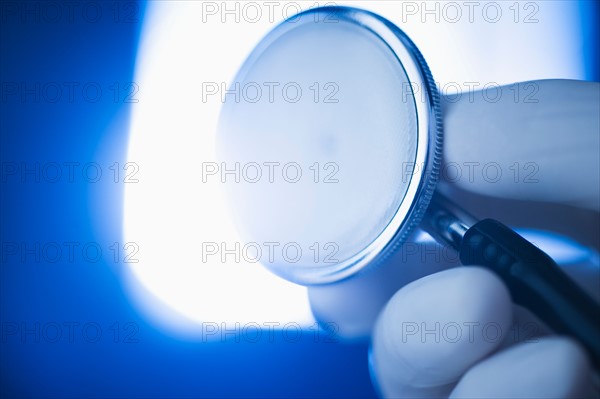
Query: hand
[[309, 80, 600, 398]]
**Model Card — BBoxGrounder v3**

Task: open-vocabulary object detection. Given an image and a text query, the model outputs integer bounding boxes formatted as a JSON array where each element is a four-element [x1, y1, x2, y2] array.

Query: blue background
[[0, 1, 598, 398]]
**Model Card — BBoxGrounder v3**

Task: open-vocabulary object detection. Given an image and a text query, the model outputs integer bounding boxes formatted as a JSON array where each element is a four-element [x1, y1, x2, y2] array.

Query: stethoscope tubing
[[423, 193, 600, 369]]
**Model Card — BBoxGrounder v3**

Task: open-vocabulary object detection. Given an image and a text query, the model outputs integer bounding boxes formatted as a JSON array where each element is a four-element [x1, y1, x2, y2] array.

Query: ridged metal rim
[[231, 6, 443, 285]]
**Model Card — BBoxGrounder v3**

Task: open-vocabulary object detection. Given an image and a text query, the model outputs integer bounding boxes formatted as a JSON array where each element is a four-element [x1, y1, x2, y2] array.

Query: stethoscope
[[217, 6, 600, 367]]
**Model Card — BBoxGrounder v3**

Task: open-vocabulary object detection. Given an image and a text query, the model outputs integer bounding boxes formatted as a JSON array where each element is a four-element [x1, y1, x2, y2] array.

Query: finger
[[370, 267, 512, 397], [308, 236, 460, 341], [450, 337, 594, 399], [442, 79, 600, 211], [437, 186, 600, 252]]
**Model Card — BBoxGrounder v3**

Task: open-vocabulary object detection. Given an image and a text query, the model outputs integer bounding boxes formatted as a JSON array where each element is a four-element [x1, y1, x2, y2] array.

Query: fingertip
[[370, 267, 512, 394], [307, 254, 410, 341]]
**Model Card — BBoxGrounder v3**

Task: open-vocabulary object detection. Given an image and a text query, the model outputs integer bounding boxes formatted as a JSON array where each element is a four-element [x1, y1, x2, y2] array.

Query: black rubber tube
[[460, 218, 600, 368]]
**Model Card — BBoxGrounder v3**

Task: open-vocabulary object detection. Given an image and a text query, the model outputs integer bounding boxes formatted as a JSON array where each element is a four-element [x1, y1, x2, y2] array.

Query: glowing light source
[[123, 2, 315, 336]]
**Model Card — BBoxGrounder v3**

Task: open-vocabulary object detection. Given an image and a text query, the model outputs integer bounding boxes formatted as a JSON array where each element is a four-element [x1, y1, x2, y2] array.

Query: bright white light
[[123, 2, 316, 336], [124, 1, 584, 335]]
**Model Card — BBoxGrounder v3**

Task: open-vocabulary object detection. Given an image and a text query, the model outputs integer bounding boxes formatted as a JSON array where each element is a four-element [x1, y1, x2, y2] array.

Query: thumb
[[442, 79, 600, 211], [308, 237, 460, 341]]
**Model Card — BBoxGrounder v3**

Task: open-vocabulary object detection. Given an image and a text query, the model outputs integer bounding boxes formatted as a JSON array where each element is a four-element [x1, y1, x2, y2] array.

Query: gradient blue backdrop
[[1, 1, 598, 398]]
